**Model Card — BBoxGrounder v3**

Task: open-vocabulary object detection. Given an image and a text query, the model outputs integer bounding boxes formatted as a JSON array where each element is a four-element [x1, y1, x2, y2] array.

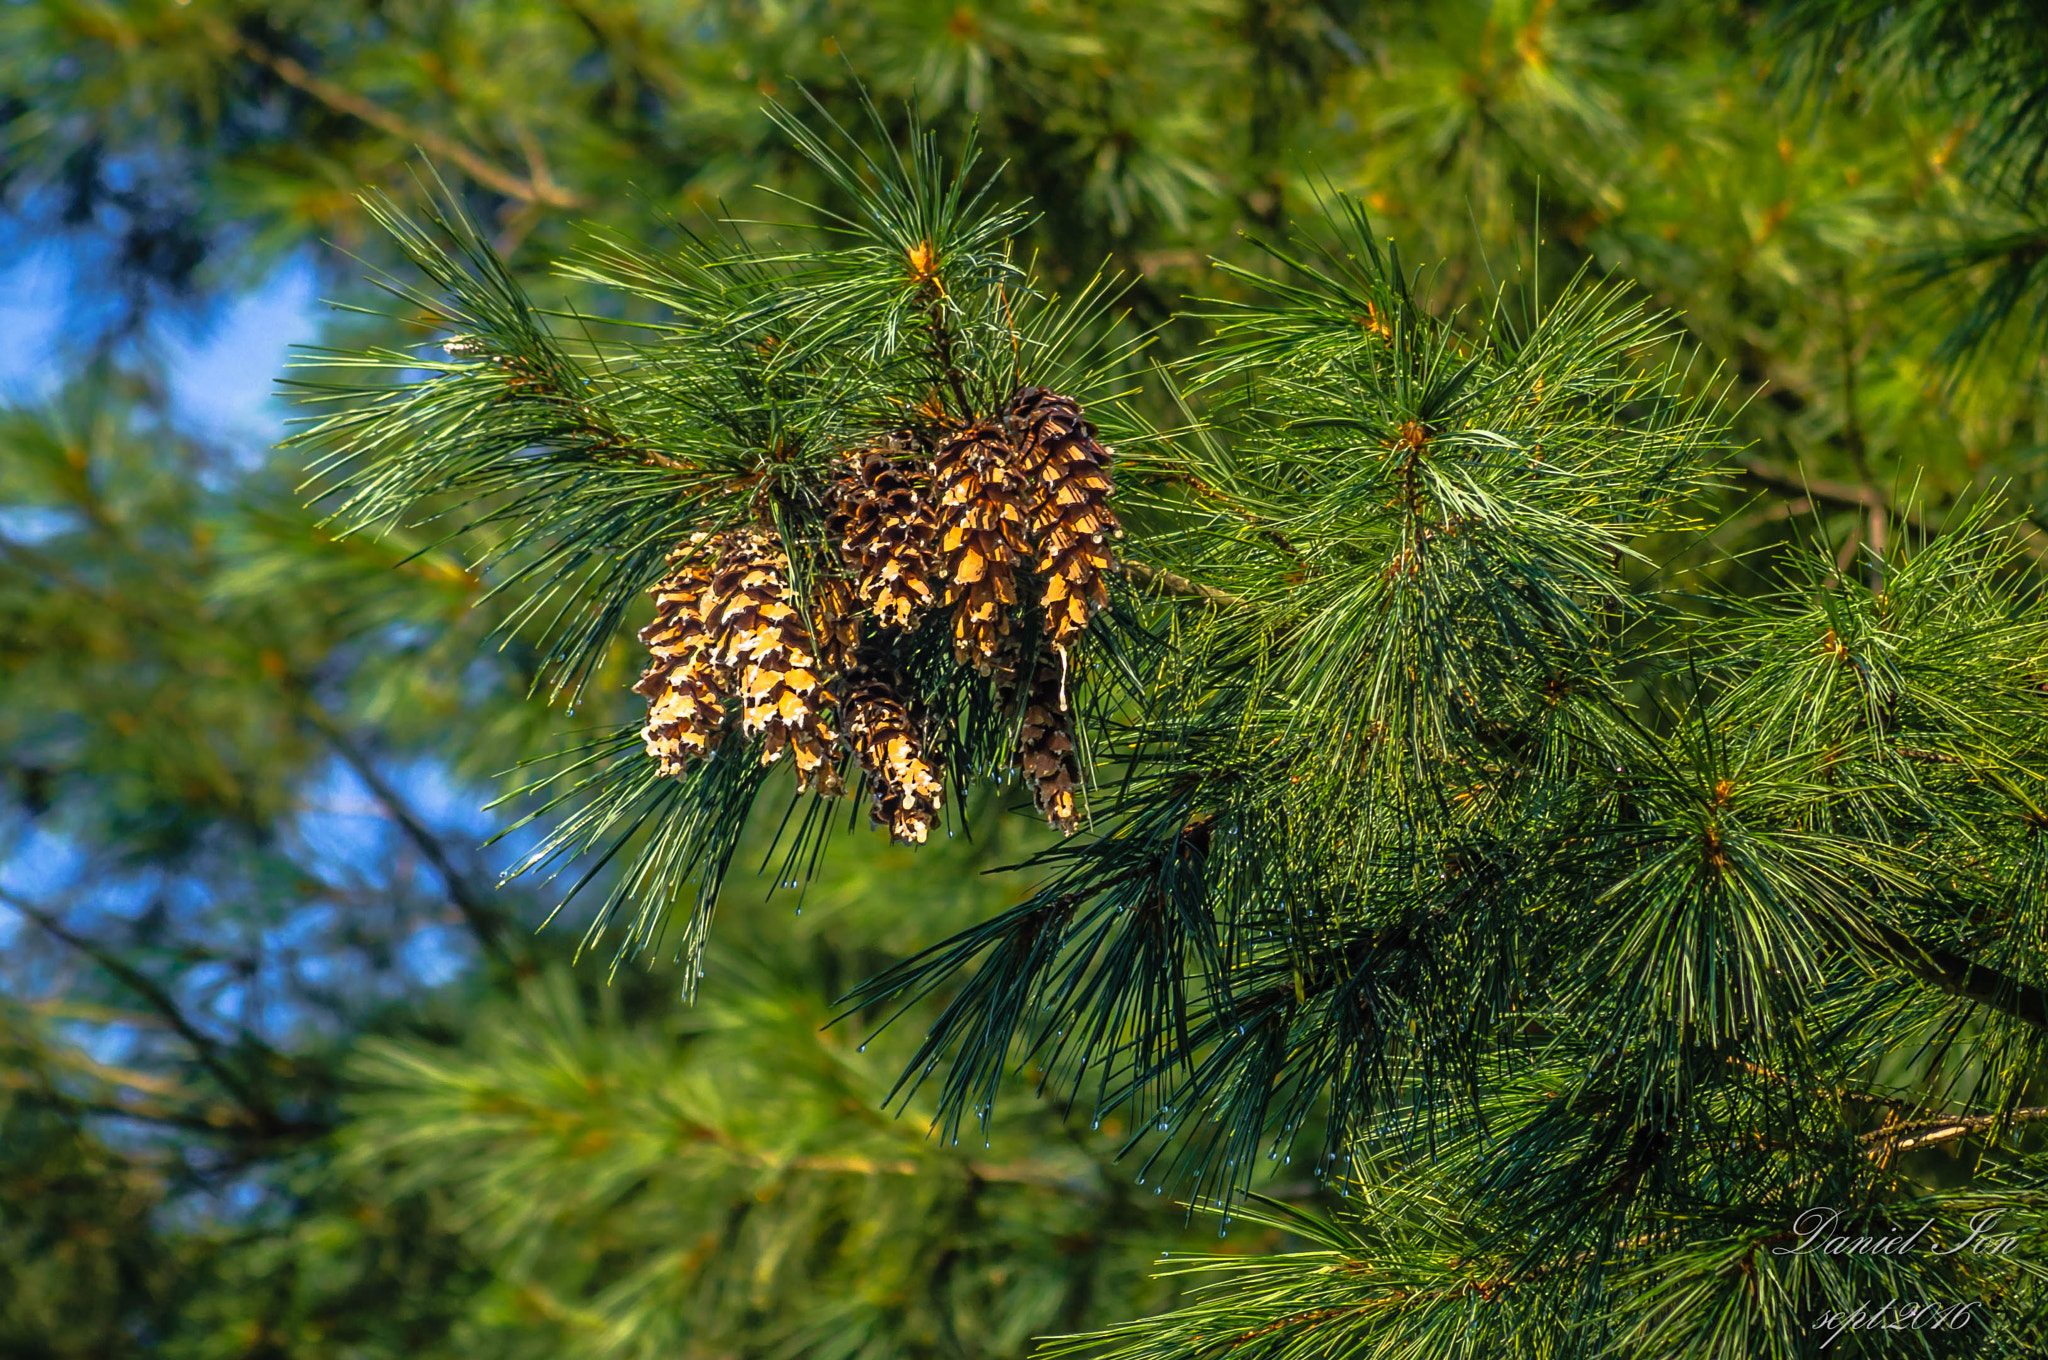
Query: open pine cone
[[841, 656, 945, 844], [703, 530, 844, 796], [828, 432, 939, 630], [633, 533, 730, 777], [1006, 386, 1119, 653], [1014, 646, 1082, 836], [932, 421, 1031, 672]]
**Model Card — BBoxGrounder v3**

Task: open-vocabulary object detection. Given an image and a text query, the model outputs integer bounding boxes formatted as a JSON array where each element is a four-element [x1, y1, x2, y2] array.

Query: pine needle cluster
[[295, 99, 1149, 996]]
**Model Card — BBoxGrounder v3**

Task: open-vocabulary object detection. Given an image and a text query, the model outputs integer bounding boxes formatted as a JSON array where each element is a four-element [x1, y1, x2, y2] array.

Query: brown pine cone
[[1015, 647, 1082, 836], [828, 433, 939, 629], [809, 573, 862, 677], [1006, 387, 1120, 653], [704, 530, 844, 796], [841, 662, 944, 844], [932, 421, 1031, 672], [633, 533, 730, 777]]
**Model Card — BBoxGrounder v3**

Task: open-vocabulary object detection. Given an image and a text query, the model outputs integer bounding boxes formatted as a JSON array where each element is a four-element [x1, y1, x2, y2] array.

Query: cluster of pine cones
[[632, 387, 1119, 840]]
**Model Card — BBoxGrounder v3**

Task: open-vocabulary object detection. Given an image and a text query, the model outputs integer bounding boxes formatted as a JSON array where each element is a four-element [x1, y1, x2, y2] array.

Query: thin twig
[[201, 17, 587, 210], [1867, 920, 2048, 1034], [1728, 1058, 1911, 1110], [1739, 457, 2048, 568], [1867, 1106, 2048, 1155]]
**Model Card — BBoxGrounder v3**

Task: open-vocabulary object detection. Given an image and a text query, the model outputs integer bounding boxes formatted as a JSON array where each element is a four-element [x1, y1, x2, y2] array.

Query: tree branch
[[1862, 1106, 2048, 1156], [297, 701, 514, 966], [1738, 457, 2048, 568], [200, 17, 587, 210], [0, 887, 287, 1132], [1868, 921, 2048, 1033], [1740, 457, 1891, 514]]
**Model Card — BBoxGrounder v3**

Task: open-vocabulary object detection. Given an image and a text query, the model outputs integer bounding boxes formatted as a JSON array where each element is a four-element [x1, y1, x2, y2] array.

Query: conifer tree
[[297, 80, 2048, 1357]]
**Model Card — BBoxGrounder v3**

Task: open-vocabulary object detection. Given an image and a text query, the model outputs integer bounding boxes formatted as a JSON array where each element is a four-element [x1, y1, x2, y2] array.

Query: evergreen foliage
[[1773, 0, 2048, 369], [293, 86, 2048, 1354], [8, 4, 2048, 1358]]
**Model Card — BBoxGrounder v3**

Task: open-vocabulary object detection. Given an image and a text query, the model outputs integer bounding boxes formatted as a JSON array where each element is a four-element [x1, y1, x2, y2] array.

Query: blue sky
[[0, 243, 324, 443]]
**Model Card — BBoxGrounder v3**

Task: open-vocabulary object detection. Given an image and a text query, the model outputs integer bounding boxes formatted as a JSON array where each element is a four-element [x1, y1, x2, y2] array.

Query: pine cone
[[828, 433, 938, 629], [810, 573, 862, 677], [932, 421, 1030, 672], [634, 533, 729, 777], [704, 530, 844, 795], [1006, 387, 1120, 653], [842, 662, 945, 843], [1015, 648, 1082, 836]]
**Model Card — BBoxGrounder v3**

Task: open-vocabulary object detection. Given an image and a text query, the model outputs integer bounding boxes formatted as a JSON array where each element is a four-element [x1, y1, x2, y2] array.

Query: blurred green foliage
[[3, 1, 2045, 1356]]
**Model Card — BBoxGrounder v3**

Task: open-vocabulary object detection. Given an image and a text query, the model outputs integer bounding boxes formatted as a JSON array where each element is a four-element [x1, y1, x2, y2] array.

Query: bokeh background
[[2, 3, 2043, 1357]]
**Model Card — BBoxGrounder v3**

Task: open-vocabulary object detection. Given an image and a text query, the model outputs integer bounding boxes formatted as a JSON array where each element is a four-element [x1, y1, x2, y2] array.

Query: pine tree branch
[[1728, 1058, 1911, 1110], [1861, 1105, 2048, 1155], [1116, 558, 1246, 607], [1739, 457, 2048, 568], [1868, 921, 2048, 1033], [680, 1111, 1111, 1198], [199, 16, 588, 211], [778, 1151, 1103, 1196], [296, 700, 514, 966], [1, 1065, 257, 1136], [1739, 457, 1888, 513], [0, 887, 291, 1133]]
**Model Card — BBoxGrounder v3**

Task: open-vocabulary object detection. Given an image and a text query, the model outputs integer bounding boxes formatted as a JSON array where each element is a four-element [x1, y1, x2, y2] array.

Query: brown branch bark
[[1728, 1058, 1909, 1110], [1740, 457, 1890, 514], [200, 17, 587, 210], [1866, 921, 2048, 1033], [1738, 457, 2048, 568], [1862, 1106, 2048, 1156]]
